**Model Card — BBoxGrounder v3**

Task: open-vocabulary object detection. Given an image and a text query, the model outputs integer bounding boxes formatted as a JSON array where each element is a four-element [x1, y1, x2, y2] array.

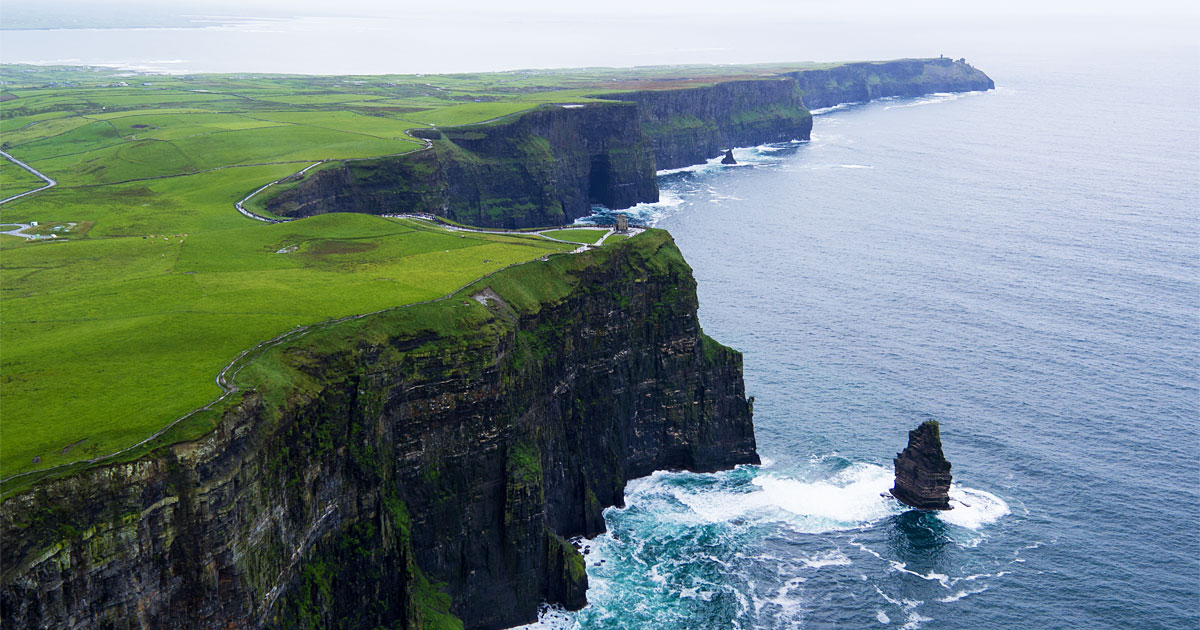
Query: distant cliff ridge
[[594, 78, 813, 171], [266, 102, 659, 229], [264, 58, 993, 228], [0, 231, 758, 629], [786, 58, 995, 110]]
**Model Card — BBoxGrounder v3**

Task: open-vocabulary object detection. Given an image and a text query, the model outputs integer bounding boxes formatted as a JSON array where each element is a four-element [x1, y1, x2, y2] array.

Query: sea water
[[550, 50, 1199, 629]]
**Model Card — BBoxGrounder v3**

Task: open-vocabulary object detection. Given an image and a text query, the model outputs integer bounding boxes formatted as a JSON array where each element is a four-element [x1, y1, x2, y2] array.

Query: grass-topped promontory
[[0, 61, 830, 483], [0, 213, 573, 478]]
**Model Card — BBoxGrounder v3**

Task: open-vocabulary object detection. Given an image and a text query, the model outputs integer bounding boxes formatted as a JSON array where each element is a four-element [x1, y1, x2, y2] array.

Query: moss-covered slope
[[0, 230, 758, 629]]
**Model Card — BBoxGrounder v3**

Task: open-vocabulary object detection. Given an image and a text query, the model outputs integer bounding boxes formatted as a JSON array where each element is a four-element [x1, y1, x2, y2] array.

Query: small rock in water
[[890, 420, 953, 510], [721, 149, 737, 165]]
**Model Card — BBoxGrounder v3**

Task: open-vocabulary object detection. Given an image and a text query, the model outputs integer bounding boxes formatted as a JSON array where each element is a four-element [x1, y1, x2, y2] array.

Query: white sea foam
[[800, 549, 853, 569], [579, 190, 685, 228], [504, 604, 576, 629], [810, 102, 860, 115], [937, 486, 1010, 530], [937, 585, 989, 603], [883, 91, 985, 110], [649, 463, 898, 531], [887, 561, 951, 588]]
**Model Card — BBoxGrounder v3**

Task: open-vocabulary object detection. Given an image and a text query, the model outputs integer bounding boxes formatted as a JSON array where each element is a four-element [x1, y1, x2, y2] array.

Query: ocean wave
[[937, 585, 989, 603], [883, 91, 985, 110], [505, 604, 576, 630], [579, 190, 685, 228], [938, 486, 1010, 530], [800, 549, 853, 569], [623, 463, 898, 532], [810, 102, 860, 115]]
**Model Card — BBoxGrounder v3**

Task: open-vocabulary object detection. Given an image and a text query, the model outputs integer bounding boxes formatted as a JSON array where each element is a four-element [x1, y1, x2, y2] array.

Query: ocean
[[560, 49, 1199, 629]]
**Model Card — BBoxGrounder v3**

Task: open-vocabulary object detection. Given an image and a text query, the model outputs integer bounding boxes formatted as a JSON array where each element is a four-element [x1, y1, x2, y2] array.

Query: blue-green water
[[533, 51, 1199, 629]]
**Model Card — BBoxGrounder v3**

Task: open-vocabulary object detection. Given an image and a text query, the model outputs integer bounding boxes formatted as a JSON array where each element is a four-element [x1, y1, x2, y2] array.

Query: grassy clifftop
[[0, 57, 989, 482], [0, 216, 573, 479]]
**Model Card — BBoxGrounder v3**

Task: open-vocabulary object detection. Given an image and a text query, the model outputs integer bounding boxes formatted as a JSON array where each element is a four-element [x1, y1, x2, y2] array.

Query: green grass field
[[0, 60, 832, 482], [541, 228, 609, 244], [1, 212, 571, 477], [0, 159, 48, 198]]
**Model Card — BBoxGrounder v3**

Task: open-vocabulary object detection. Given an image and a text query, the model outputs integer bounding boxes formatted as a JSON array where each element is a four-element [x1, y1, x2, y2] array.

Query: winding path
[[0, 217, 632, 487], [0, 149, 57, 205], [0, 112, 629, 488]]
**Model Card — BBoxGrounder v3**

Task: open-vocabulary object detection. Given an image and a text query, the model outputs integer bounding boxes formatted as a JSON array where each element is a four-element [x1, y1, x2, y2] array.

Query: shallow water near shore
[[537, 48, 1199, 629]]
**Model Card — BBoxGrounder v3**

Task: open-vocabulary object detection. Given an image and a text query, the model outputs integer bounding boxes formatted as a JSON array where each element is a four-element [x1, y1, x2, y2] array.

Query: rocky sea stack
[[890, 420, 953, 510], [721, 149, 737, 165]]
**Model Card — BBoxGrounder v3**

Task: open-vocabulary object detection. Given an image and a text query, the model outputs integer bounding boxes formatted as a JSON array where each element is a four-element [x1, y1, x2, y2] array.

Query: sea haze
[[557, 46, 1199, 629]]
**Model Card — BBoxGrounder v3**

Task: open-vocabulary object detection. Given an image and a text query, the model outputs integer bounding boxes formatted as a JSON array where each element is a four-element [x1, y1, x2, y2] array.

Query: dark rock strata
[[264, 58, 992, 229], [0, 230, 758, 629], [890, 420, 953, 510], [786, 58, 994, 110], [266, 102, 659, 229], [595, 78, 812, 171]]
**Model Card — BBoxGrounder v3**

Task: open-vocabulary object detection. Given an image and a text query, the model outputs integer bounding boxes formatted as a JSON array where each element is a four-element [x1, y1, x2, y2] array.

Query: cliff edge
[[263, 58, 992, 228], [0, 230, 758, 629]]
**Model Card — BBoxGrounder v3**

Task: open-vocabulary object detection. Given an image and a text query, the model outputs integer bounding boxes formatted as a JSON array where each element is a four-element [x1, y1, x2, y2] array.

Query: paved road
[[0, 223, 36, 239], [0, 150, 57, 205]]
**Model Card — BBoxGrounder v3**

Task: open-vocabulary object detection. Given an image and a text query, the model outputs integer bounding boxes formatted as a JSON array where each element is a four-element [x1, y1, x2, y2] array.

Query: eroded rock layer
[[0, 231, 757, 630], [786, 58, 994, 110], [890, 420, 953, 510], [264, 58, 992, 229]]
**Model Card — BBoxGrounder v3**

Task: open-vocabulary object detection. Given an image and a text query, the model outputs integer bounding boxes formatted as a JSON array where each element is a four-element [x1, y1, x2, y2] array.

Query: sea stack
[[890, 420, 953, 510], [721, 149, 737, 164]]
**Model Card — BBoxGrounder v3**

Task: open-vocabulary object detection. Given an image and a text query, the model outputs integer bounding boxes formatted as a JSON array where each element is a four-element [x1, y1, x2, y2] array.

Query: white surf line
[[0, 220, 619, 487], [0, 149, 57, 205]]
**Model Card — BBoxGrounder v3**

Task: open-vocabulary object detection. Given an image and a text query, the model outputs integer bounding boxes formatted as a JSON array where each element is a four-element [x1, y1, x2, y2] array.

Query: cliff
[[593, 78, 813, 171], [890, 420, 953, 510], [786, 58, 994, 110], [0, 230, 759, 629], [264, 102, 659, 229], [262, 59, 992, 229]]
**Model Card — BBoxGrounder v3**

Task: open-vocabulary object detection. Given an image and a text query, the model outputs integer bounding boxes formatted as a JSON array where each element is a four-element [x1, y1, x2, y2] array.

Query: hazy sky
[[2, 0, 1196, 75], [6, 0, 1200, 19]]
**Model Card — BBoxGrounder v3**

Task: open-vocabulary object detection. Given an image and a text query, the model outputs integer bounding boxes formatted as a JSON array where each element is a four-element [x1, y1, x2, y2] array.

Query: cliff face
[[595, 79, 813, 171], [265, 102, 659, 229], [0, 231, 758, 630], [786, 58, 994, 110], [263, 59, 992, 229]]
